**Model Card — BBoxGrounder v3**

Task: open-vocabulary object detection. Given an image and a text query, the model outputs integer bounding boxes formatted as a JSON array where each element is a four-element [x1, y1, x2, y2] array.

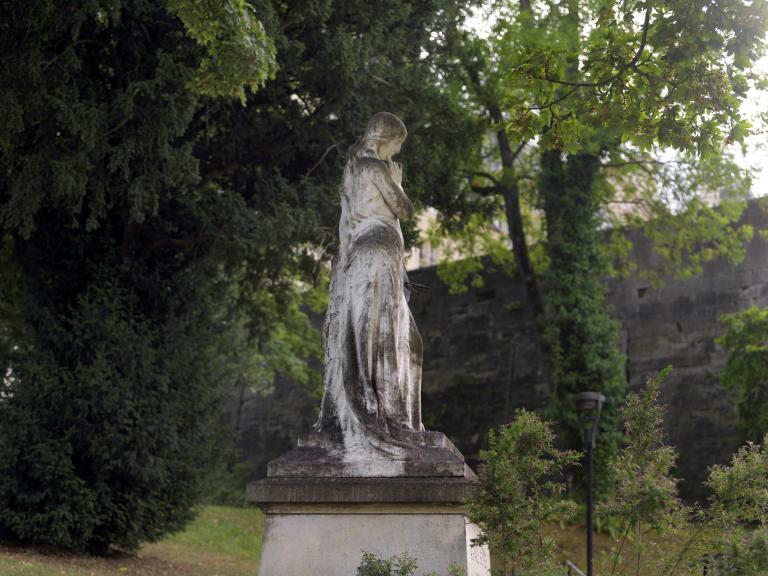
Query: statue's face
[[378, 138, 403, 161]]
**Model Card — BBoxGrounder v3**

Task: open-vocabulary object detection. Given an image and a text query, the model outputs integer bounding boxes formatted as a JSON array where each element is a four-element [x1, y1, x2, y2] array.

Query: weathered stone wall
[[236, 201, 768, 499]]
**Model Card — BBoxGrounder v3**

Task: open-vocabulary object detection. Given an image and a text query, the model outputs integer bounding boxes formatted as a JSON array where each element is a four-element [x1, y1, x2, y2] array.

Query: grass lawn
[[548, 522, 712, 576], [0, 508, 710, 576], [0, 506, 264, 576]]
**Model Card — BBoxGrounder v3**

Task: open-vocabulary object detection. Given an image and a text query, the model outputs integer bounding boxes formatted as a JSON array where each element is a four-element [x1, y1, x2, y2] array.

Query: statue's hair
[[363, 112, 407, 146], [346, 112, 407, 166]]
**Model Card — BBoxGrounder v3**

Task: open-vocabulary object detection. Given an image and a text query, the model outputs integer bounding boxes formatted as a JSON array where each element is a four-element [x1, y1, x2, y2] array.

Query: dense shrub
[[0, 0, 275, 552], [717, 305, 768, 441], [0, 277, 225, 552], [467, 409, 578, 576]]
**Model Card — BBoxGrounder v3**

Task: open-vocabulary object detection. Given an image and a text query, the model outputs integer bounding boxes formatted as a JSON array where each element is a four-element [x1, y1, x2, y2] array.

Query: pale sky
[[738, 55, 768, 197]]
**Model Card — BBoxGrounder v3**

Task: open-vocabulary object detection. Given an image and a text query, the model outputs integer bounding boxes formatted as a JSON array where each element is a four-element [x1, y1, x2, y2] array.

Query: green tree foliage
[[467, 409, 578, 576], [428, 209, 515, 294], [505, 0, 766, 156], [433, 0, 767, 492], [602, 157, 755, 285], [482, 0, 767, 291], [166, 0, 277, 102], [0, 0, 486, 552], [441, 0, 762, 286], [717, 305, 768, 441], [0, 0, 281, 552], [0, 274, 227, 552], [200, 1, 489, 259]]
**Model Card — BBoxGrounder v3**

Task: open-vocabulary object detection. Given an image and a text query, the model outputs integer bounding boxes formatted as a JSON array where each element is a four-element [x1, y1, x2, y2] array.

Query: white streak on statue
[[314, 112, 425, 460]]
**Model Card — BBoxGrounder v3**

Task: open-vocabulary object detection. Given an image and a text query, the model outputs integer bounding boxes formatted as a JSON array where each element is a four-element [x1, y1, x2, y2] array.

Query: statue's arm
[[368, 160, 414, 221]]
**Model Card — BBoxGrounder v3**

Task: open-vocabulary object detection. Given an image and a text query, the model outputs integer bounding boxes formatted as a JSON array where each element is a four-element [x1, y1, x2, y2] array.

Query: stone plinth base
[[258, 506, 488, 576], [248, 477, 490, 576], [267, 431, 473, 478]]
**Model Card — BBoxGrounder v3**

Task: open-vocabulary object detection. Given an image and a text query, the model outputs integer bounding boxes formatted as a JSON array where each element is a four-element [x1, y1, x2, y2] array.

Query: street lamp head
[[573, 391, 606, 448], [573, 391, 605, 414]]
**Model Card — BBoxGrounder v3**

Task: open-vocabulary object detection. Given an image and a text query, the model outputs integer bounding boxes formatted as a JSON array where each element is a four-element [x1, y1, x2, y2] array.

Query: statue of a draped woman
[[314, 112, 424, 459]]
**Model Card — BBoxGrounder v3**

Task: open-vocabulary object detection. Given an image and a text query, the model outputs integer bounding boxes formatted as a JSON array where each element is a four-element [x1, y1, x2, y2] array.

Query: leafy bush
[[600, 368, 687, 574], [637, 438, 768, 576], [0, 278, 225, 552], [356, 551, 463, 576], [468, 370, 768, 576], [466, 409, 579, 576], [717, 305, 768, 440], [357, 551, 421, 576], [705, 530, 768, 576], [600, 371, 768, 576]]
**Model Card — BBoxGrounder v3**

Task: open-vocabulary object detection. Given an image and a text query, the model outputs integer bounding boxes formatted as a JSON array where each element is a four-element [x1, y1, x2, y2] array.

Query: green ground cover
[[0, 506, 264, 576], [0, 504, 741, 576]]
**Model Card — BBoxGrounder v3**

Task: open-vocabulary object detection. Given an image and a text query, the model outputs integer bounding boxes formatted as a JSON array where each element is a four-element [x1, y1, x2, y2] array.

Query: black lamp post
[[573, 391, 605, 576]]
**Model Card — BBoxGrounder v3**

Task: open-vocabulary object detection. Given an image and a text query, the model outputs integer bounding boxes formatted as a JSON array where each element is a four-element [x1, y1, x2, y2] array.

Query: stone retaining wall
[[236, 201, 768, 499]]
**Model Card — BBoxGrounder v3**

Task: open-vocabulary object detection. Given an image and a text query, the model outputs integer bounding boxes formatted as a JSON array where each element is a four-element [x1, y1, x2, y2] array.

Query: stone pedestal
[[248, 432, 490, 576]]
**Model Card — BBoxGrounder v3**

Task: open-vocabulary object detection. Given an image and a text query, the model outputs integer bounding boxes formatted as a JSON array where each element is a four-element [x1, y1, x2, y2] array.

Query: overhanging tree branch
[[468, 171, 501, 185], [531, 5, 652, 91], [304, 144, 338, 178], [471, 184, 500, 196]]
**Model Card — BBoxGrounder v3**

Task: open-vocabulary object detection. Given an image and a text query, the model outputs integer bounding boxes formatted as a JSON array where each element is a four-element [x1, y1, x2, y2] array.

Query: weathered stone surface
[[255, 509, 490, 576], [249, 474, 489, 575], [248, 476, 477, 504], [265, 430, 472, 478], [298, 429, 463, 456], [314, 112, 427, 462], [265, 446, 470, 478]]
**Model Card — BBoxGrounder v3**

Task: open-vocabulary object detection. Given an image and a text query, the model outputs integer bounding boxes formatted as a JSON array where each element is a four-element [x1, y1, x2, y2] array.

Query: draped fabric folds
[[314, 146, 423, 458]]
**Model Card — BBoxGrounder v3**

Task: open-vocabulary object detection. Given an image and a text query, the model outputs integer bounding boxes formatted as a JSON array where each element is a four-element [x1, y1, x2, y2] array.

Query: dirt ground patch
[[0, 543, 223, 576]]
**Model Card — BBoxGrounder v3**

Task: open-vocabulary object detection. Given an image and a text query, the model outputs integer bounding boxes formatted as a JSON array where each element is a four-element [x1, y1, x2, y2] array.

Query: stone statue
[[313, 112, 425, 459], [252, 113, 488, 576]]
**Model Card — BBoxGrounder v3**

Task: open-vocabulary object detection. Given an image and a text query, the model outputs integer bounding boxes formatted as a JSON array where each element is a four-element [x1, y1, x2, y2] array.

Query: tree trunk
[[489, 104, 544, 322], [540, 148, 625, 495]]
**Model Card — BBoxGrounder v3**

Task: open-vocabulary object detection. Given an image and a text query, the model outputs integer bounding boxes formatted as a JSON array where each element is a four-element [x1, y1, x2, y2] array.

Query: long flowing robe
[[314, 153, 423, 458]]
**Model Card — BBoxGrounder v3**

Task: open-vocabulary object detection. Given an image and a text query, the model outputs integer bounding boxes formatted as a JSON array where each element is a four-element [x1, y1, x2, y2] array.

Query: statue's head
[[346, 112, 407, 168], [363, 112, 407, 159], [364, 112, 407, 144]]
